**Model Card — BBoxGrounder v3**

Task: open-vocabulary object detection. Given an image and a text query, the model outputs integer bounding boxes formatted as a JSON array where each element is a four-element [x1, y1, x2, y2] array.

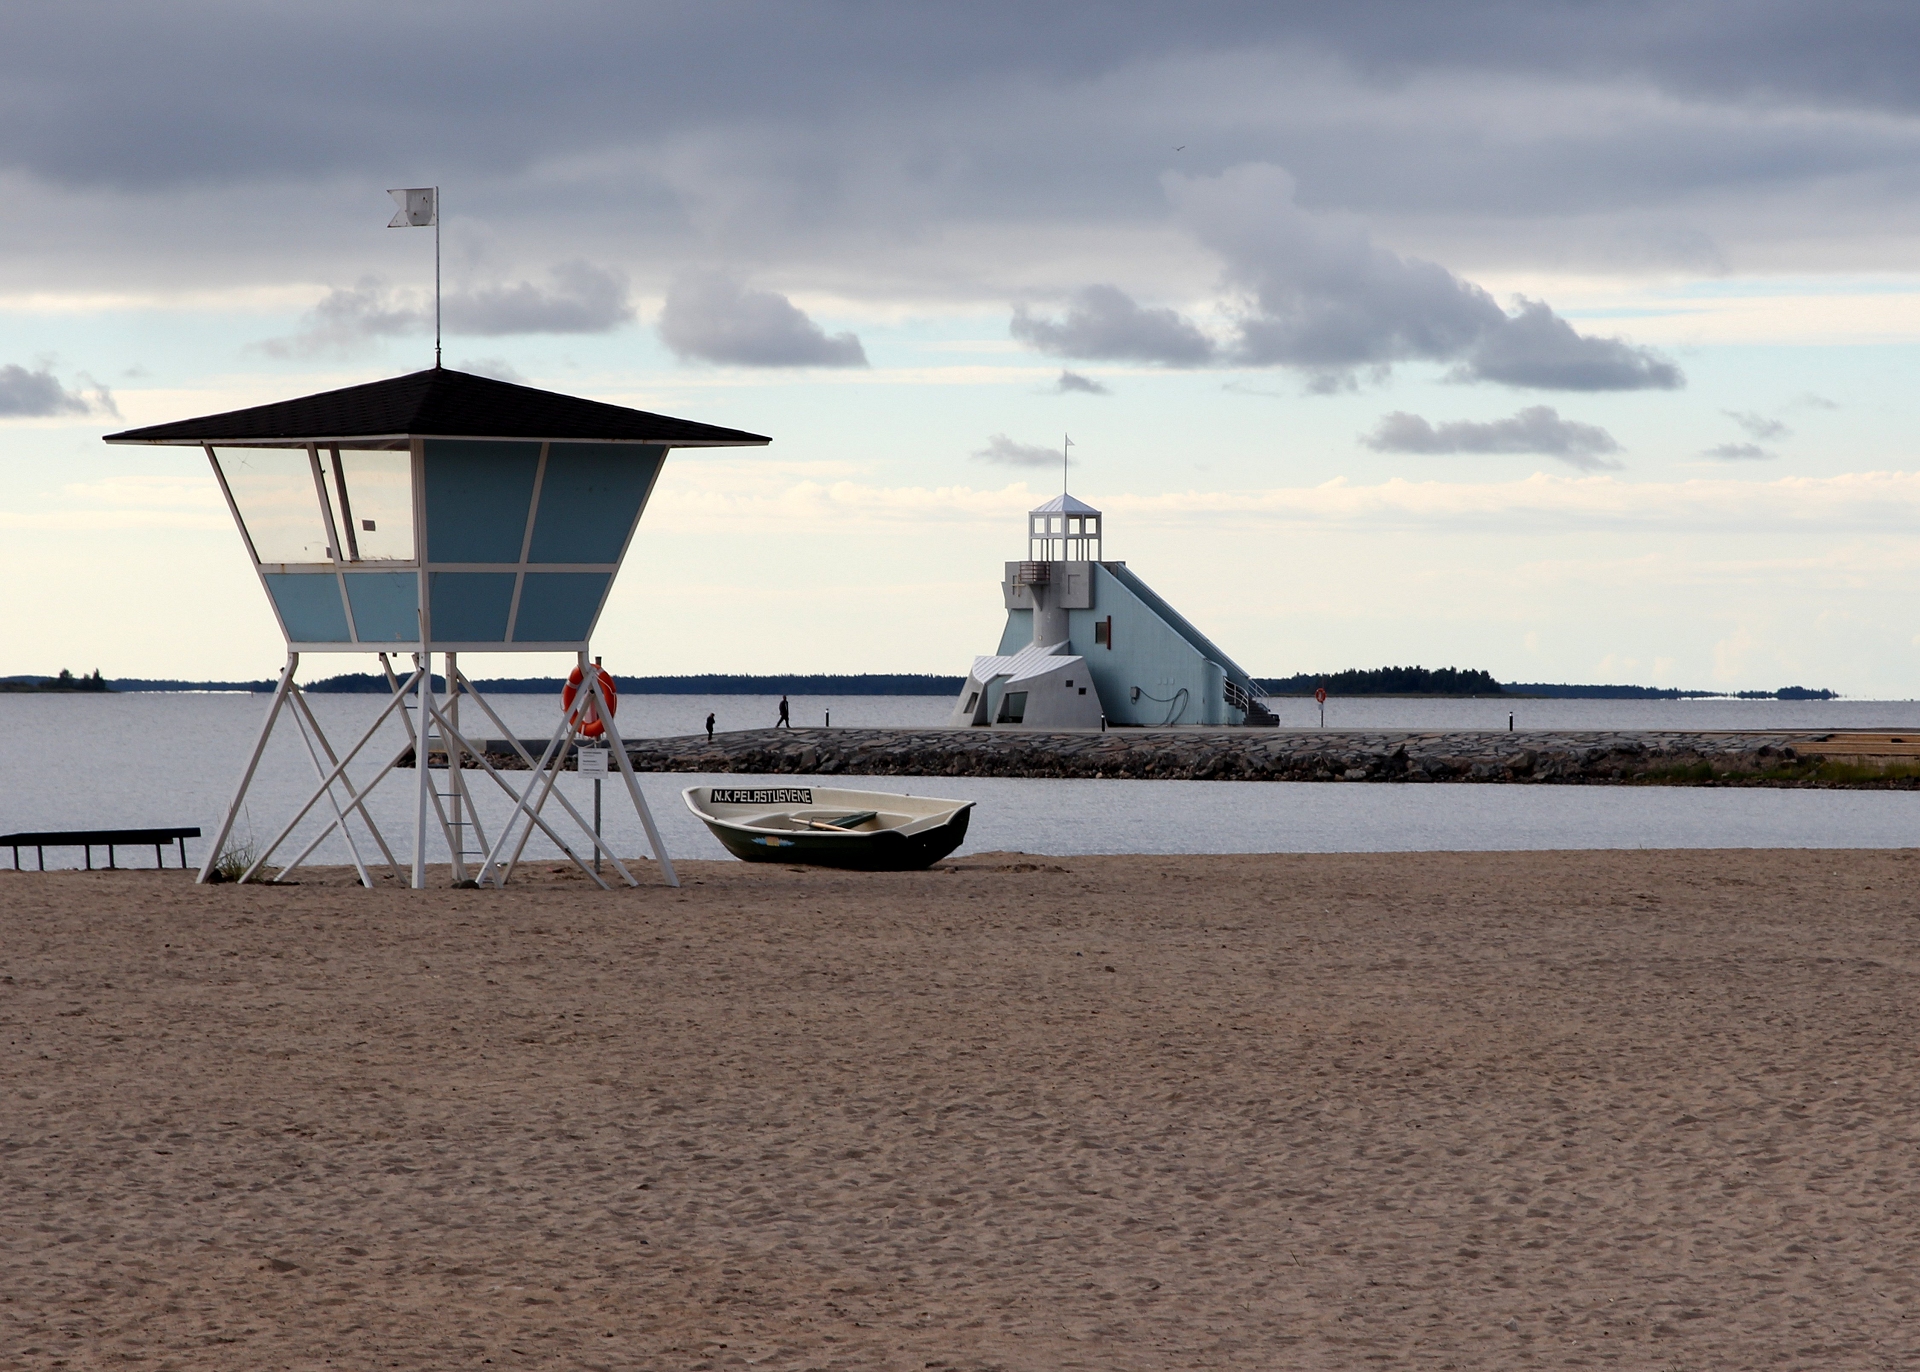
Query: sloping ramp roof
[[103, 367, 771, 448], [1101, 561, 1257, 692], [969, 640, 1078, 685]]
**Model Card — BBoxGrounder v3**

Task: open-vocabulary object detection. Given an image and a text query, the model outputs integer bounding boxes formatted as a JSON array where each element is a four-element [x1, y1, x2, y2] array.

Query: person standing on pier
[[776, 695, 792, 729]]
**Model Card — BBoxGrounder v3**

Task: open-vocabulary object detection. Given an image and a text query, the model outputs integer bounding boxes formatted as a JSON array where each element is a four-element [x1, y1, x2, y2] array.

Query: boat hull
[[706, 808, 971, 870], [683, 786, 974, 871]]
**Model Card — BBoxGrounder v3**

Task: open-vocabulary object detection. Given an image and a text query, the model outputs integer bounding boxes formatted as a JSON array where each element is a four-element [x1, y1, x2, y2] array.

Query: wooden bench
[[1, 827, 201, 872]]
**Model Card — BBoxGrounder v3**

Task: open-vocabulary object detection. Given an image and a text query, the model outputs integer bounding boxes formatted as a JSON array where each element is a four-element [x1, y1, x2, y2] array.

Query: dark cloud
[[1011, 286, 1215, 367], [0, 363, 114, 418], [1456, 299, 1683, 390], [1725, 409, 1790, 440], [1363, 406, 1624, 470], [263, 262, 635, 356], [447, 261, 634, 336], [262, 277, 426, 357], [1053, 370, 1111, 395], [9, 5, 1920, 197], [5, 5, 1920, 319], [658, 273, 867, 368], [1704, 442, 1774, 461], [973, 433, 1068, 468], [1170, 165, 1682, 391]]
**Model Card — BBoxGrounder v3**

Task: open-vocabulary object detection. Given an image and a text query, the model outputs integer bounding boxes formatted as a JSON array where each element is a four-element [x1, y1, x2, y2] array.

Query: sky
[[6, 1, 1920, 693]]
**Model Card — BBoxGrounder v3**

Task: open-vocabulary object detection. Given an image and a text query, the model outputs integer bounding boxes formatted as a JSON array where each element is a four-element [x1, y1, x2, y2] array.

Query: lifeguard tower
[[947, 490, 1275, 728], [105, 367, 768, 888]]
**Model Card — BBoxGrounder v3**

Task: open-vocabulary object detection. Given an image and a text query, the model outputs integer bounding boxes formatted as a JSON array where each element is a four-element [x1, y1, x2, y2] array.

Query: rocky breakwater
[[567, 726, 1895, 787]]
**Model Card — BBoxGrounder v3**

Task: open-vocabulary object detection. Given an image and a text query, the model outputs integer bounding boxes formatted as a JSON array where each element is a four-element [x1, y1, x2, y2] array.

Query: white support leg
[[474, 708, 587, 887], [199, 654, 299, 883], [284, 684, 403, 879], [588, 669, 678, 888], [499, 721, 585, 886], [286, 685, 374, 888], [425, 693, 618, 888], [444, 651, 467, 881], [444, 665, 636, 885], [240, 667, 423, 884], [412, 652, 433, 889]]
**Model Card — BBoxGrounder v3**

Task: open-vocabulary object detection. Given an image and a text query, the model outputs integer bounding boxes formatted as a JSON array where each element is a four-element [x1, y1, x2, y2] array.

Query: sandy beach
[[4, 848, 1919, 1369]]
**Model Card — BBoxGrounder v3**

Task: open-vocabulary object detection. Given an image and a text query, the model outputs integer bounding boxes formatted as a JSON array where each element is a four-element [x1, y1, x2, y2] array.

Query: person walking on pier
[[776, 695, 792, 729], [706, 711, 715, 742]]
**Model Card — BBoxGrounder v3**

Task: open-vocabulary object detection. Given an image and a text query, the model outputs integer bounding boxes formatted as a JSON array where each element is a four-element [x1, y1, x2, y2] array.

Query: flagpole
[[434, 186, 442, 369]]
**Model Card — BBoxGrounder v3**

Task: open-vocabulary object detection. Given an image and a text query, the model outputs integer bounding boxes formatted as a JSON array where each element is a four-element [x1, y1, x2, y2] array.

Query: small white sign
[[577, 747, 610, 776]]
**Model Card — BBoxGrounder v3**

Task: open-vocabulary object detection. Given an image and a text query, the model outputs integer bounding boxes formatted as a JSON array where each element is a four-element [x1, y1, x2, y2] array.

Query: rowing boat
[[681, 785, 973, 870]]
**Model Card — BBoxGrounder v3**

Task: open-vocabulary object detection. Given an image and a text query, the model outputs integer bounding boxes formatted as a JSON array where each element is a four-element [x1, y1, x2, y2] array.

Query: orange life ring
[[562, 666, 618, 738]]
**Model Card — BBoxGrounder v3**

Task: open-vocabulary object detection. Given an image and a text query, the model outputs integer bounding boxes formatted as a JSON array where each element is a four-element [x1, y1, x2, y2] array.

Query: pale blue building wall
[[985, 563, 1258, 726]]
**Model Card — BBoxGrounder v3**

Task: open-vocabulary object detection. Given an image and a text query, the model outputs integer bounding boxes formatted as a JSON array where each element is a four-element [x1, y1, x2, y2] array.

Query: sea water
[[1, 692, 1917, 870]]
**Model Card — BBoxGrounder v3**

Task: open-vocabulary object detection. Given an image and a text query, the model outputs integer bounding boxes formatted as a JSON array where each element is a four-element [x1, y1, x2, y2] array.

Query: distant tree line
[[91, 672, 968, 696], [1260, 666, 1504, 696], [1504, 683, 1838, 701], [37, 669, 1839, 701], [0, 669, 110, 693], [1258, 668, 1838, 700]]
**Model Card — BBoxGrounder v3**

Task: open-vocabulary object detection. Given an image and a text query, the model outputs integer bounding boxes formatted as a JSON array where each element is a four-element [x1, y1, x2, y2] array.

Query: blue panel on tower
[[527, 444, 661, 564], [265, 573, 351, 642], [428, 572, 516, 642], [423, 440, 540, 562], [344, 572, 419, 642], [513, 572, 612, 642]]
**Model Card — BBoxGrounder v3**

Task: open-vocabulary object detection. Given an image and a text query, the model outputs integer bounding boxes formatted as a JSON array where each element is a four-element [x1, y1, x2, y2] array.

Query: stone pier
[[454, 727, 1920, 788]]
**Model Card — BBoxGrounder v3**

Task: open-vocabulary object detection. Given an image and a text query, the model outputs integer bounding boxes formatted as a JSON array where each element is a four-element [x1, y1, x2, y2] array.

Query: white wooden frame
[[199, 650, 676, 890]]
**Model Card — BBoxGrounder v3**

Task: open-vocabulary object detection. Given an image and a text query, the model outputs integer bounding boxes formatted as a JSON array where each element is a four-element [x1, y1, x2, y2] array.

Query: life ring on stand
[[562, 666, 619, 738]]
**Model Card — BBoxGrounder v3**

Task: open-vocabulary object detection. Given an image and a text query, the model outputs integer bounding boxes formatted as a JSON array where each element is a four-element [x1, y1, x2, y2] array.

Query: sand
[[4, 848, 1919, 1369]]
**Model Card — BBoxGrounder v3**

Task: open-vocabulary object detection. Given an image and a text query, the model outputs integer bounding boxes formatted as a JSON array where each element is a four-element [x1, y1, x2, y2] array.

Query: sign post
[[578, 745, 609, 872], [1315, 686, 1327, 729]]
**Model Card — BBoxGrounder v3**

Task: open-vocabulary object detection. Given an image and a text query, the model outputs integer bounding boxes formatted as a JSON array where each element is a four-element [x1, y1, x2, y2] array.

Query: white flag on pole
[[387, 188, 437, 227]]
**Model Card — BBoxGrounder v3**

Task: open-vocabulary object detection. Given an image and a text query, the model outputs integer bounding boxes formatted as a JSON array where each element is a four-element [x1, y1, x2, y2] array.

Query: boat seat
[[807, 811, 880, 831]]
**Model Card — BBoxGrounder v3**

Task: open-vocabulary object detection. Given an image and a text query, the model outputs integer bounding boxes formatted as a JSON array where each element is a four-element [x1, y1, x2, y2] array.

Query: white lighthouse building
[[947, 492, 1274, 728]]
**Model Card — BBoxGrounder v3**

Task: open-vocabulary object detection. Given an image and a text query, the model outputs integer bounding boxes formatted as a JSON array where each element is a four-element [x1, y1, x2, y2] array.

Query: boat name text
[[712, 787, 813, 805]]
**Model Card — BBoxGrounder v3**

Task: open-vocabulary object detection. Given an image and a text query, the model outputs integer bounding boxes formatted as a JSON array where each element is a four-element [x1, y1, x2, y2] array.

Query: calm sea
[[2, 692, 1916, 870]]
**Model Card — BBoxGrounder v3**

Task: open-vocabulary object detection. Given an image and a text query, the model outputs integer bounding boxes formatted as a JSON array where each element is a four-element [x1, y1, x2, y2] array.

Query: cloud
[[657, 272, 867, 367], [1052, 370, 1110, 395], [0, 363, 115, 418], [452, 357, 528, 385], [1456, 299, 1684, 391], [262, 277, 426, 357], [973, 433, 1068, 468], [263, 262, 635, 356], [1725, 409, 1790, 440], [1166, 164, 1683, 391], [1011, 284, 1216, 366], [1705, 442, 1775, 461], [639, 468, 1920, 540], [1363, 406, 1624, 470], [447, 261, 635, 336]]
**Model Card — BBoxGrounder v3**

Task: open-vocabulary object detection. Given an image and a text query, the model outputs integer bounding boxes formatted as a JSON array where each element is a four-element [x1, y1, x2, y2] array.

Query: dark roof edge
[[102, 432, 770, 447]]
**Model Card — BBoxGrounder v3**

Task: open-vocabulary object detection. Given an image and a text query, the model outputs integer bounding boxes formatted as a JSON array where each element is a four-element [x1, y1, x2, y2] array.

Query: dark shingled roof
[[102, 367, 770, 448]]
